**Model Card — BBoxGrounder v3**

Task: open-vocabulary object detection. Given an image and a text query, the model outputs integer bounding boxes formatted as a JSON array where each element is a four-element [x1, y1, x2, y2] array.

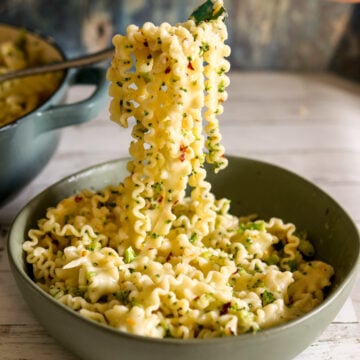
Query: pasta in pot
[[23, 0, 334, 339], [0, 31, 63, 127]]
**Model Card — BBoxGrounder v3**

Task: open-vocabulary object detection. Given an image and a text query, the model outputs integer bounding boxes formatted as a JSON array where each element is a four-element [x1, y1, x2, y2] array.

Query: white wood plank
[[0, 323, 358, 360], [295, 324, 360, 360], [0, 324, 77, 360]]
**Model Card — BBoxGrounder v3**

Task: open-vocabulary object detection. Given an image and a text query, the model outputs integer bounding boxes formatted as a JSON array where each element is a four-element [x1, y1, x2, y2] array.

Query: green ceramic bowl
[[8, 156, 360, 360]]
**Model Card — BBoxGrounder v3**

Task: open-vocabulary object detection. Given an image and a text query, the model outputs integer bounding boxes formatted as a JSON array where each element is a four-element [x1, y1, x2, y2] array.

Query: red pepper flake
[[74, 195, 83, 203], [158, 195, 163, 203], [144, 41, 149, 47], [220, 302, 232, 315], [179, 144, 187, 162], [166, 252, 173, 262], [81, 251, 87, 257], [165, 66, 171, 74], [187, 61, 194, 70]]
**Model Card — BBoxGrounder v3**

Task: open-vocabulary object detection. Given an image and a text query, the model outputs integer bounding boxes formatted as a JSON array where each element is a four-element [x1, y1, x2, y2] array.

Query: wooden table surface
[[0, 72, 359, 359]]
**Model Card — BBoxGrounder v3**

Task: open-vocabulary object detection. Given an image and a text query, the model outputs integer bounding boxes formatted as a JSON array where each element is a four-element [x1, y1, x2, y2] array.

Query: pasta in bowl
[[22, 170, 335, 338], [8, 156, 360, 360]]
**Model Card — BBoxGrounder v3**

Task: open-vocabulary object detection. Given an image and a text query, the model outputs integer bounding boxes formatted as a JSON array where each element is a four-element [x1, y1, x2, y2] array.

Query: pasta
[[0, 31, 63, 127], [23, 0, 334, 339]]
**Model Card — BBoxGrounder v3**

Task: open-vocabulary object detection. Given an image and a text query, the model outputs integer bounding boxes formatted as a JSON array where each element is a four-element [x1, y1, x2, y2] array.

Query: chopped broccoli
[[124, 246, 136, 263], [261, 290, 275, 306], [298, 238, 315, 258]]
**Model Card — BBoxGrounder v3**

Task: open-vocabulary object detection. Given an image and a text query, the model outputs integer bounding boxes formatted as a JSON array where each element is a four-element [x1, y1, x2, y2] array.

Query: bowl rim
[[7, 155, 360, 345], [0, 21, 69, 132]]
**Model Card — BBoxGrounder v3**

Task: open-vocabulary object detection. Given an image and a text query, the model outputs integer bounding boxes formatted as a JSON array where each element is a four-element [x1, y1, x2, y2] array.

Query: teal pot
[[0, 23, 108, 205], [8, 156, 360, 360]]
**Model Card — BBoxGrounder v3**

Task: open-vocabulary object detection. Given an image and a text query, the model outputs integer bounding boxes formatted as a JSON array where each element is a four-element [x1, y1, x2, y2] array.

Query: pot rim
[[0, 21, 70, 132]]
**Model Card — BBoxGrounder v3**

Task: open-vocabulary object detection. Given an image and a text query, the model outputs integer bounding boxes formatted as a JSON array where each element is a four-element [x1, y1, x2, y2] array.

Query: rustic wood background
[[0, 0, 359, 79]]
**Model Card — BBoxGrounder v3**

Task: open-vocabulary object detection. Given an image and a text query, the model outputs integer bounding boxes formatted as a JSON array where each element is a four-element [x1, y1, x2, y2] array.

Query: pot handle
[[37, 67, 108, 133]]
